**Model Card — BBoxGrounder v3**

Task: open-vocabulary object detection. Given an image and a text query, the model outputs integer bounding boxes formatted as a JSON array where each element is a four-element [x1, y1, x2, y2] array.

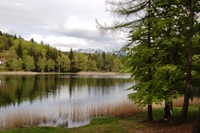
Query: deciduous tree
[[37, 56, 46, 72], [24, 55, 35, 71], [47, 59, 55, 72]]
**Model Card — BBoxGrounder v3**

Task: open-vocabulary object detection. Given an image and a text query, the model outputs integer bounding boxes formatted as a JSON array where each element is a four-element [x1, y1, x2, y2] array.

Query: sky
[[0, 0, 126, 52]]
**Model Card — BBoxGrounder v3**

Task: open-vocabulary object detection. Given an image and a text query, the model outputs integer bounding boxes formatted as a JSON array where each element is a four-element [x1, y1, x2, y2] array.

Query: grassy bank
[[0, 105, 199, 133]]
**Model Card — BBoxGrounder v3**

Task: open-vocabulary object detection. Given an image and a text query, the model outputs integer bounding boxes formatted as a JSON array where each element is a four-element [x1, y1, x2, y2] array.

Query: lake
[[0, 74, 134, 128]]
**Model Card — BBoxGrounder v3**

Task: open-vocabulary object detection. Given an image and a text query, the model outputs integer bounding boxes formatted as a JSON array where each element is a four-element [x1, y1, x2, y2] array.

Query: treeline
[[0, 31, 124, 72]]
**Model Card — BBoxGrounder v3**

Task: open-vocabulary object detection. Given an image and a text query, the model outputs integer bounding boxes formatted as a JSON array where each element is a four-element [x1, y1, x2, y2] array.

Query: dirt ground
[[134, 122, 194, 133]]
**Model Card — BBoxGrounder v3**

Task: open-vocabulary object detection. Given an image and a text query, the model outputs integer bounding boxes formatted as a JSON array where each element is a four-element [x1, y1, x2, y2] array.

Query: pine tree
[[68, 48, 74, 61], [17, 42, 23, 58], [97, 0, 154, 120], [180, 0, 200, 123], [97, 0, 200, 122]]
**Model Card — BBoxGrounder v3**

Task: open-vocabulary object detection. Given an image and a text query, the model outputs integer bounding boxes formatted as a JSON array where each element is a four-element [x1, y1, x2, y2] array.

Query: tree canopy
[[97, 0, 200, 123]]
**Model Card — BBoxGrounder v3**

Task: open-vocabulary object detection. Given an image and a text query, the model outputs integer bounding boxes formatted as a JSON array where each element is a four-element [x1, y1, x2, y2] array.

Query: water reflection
[[0, 74, 134, 128]]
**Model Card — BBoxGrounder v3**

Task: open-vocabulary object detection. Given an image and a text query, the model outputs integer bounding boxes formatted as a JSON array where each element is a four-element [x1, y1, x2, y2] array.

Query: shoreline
[[0, 71, 39, 75], [76, 71, 122, 75], [0, 71, 130, 76]]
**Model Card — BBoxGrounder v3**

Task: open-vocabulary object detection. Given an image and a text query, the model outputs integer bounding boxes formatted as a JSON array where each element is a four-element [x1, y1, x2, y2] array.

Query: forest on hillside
[[0, 31, 125, 72]]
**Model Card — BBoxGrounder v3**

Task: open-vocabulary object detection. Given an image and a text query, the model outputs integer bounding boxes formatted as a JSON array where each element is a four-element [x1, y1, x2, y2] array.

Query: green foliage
[[96, 54, 104, 70], [24, 55, 35, 71], [152, 65, 185, 104], [47, 59, 55, 72], [0, 32, 124, 73], [16, 42, 23, 58], [99, 0, 200, 121], [68, 48, 74, 61], [6, 50, 19, 71], [76, 53, 88, 71], [70, 59, 79, 72], [125, 0, 189, 107], [17, 58, 23, 71], [87, 59, 98, 71], [61, 55, 71, 72], [37, 56, 46, 72], [10, 59, 17, 71]]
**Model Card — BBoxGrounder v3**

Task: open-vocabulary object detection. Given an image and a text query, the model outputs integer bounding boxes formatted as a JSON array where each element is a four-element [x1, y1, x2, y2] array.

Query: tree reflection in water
[[0, 74, 134, 128]]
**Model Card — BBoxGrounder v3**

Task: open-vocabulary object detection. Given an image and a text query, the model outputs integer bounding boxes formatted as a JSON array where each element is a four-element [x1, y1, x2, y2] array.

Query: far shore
[[0, 71, 39, 75], [76, 71, 128, 76], [0, 71, 130, 76]]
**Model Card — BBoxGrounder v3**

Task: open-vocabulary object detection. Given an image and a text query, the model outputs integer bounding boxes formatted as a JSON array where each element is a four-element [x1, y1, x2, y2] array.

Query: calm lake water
[[0, 74, 134, 128]]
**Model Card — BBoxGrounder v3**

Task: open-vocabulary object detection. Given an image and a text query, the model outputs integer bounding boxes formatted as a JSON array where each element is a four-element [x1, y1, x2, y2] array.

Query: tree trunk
[[148, 105, 153, 120], [147, 0, 153, 121], [164, 102, 173, 120], [192, 109, 200, 133], [58, 67, 60, 73], [180, 0, 194, 123]]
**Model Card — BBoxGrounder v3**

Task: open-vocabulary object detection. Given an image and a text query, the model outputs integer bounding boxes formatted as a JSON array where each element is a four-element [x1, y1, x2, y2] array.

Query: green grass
[[0, 106, 199, 133], [0, 117, 129, 133]]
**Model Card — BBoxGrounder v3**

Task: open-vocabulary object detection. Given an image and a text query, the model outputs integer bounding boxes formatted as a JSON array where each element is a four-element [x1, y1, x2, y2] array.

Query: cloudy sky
[[0, 0, 126, 52]]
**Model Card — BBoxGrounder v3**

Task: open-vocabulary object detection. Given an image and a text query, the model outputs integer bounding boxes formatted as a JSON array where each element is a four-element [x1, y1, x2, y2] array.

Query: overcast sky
[[0, 0, 126, 52]]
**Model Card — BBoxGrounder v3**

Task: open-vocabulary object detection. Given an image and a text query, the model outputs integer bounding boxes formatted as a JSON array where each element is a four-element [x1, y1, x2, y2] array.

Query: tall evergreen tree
[[17, 42, 23, 58], [180, 0, 200, 123], [97, 0, 200, 122], [68, 48, 74, 61], [97, 0, 154, 120], [56, 55, 62, 72], [96, 54, 103, 71], [146, 0, 153, 120]]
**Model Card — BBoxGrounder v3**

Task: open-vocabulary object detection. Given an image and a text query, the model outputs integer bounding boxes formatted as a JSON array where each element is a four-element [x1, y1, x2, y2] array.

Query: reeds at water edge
[[88, 100, 142, 118], [0, 100, 142, 129], [1, 97, 199, 129], [0, 111, 42, 129]]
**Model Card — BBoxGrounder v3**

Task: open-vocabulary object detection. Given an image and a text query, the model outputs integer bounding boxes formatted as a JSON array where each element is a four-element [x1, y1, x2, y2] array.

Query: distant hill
[[0, 31, 125, 72]]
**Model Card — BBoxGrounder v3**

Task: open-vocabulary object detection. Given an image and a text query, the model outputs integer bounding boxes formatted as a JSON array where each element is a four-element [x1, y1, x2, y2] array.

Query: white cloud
[[64, 16, 96, 31], [0, 0, 125, 52], [28, 32, 125, 52], [28, 34, 88, 50]]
